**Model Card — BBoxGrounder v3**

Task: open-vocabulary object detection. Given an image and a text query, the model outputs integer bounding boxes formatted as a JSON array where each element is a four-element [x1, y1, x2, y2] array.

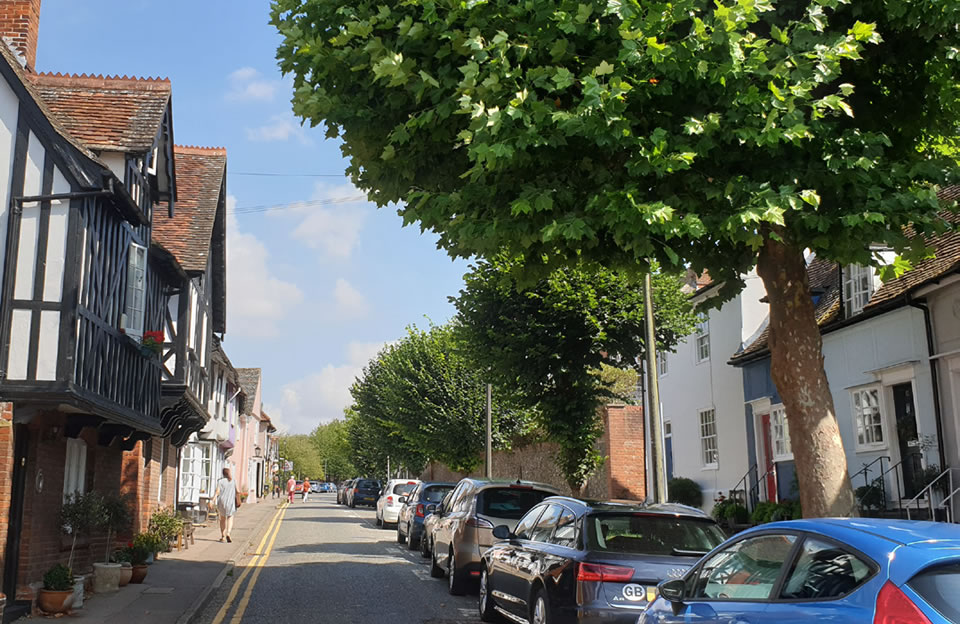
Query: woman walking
[[212, 467, 238, 543], [287, 475, 297, 504]]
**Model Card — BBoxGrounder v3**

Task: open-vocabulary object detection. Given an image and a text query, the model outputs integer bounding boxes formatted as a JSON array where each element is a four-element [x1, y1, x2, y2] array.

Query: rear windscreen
[[392, 483, 417, 495], [423, 486, 454, 503], [908, 563, 960, 623], [477, 488, 553, 520], [586, 513, 726, 556], [357, 480, 379, 490]]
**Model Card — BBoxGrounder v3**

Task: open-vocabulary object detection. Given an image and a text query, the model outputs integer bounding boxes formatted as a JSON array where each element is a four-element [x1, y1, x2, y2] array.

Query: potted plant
[[148, 508, 183, 553], [140, 331, 164, 357], [59, 491, 103, 607], [111, 548, 133, 587], [91, 493, 132, 593], [128, 536, 152, 583], [38, 564, 74, 614]]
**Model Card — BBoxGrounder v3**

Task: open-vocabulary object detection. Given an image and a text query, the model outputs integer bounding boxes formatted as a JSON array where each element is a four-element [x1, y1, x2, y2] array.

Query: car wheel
[[531, 588, 550, 624], [419, 533, 431, 558], [479, 567, 501, 622], [429, 544, 445, 578], [397, 525, 406, 543], [406, 524, 418, 551], [376, 513, 382, 528], [447, 549, 466, 596], [350, 500, 355, 508]]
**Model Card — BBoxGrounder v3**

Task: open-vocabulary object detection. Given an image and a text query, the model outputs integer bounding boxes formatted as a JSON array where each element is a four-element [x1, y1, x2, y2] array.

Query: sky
[[38, 1, 469, 434]]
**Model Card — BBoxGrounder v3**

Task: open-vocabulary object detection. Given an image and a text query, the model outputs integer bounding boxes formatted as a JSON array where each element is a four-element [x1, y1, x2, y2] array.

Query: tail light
[[416, 504, 425, 518], [467, 516, 494, 529], [874, 582, 931, 624], [577, 562, 634, 583], [387, 496, 393, 504]]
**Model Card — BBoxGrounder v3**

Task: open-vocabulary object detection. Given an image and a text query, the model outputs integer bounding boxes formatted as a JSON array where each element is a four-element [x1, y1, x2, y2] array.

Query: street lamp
[[254, 446, 262, 458]]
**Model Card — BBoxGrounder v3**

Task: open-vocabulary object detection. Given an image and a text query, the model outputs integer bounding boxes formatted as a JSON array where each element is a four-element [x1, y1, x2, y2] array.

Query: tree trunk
[[756, 235, 858, 518]]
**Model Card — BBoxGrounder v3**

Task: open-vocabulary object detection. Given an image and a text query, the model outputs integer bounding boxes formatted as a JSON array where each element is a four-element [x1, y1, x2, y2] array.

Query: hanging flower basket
[[139, 331, 164, 357]]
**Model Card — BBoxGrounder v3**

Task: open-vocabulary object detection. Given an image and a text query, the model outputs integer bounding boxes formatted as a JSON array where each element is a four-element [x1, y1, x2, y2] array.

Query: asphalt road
[[196, 493, 482, 624]]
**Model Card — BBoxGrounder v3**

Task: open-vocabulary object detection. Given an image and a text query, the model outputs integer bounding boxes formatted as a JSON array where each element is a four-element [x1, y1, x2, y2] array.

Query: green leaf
[[595, 61, 615, 76]]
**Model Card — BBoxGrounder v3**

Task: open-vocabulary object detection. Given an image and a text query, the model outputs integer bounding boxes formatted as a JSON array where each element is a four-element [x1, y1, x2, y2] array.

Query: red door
[[760, 414, 778, 502]]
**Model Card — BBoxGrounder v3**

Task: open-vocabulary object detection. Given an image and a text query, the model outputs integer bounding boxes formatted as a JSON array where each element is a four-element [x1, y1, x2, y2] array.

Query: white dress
[[216, 478, 237, 518]]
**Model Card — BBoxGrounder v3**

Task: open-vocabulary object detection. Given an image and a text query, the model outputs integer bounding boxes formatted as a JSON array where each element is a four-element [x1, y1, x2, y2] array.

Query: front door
[[892, 383, 923, 498], [3, 425, 29, 603], [760, 414, 778, 502]]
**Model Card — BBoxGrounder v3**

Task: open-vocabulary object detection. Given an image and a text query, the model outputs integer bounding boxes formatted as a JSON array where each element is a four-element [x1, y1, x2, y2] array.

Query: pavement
[[17, 495, 284, 624], [195, 493, 481, 624]]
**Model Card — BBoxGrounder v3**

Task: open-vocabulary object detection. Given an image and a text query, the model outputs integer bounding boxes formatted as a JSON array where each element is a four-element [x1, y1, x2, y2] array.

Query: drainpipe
[[909, 298, 947, 471]]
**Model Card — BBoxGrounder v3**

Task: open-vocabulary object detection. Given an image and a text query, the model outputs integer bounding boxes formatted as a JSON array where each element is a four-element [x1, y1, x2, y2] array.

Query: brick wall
[[421, 405, 646, 502], [124, 437, 178, 534], [0, 402, 14, 610], [0, 0, 41, 69]]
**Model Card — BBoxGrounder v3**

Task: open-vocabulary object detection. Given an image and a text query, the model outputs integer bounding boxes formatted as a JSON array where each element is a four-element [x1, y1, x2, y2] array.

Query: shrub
[[133, 531, 165, 557], [98, 493, 133, 563], [750, 501, 779, 524], [668, 477, 703, 508], [42, 564, 73, 591], [711, 499, 750, 525], [148, 508, 182, 544]]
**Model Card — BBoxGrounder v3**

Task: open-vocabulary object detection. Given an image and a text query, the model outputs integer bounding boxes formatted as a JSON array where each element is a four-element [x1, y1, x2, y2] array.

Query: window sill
[[855, 445, 888, 454], [696, 358, 711, 365], [701, 465, 719, 472], [773, 455, 794, 463]]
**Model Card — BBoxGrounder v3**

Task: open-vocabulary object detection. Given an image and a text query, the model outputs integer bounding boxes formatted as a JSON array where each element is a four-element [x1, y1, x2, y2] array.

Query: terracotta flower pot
[[118, 564, 133, 587], [130, 565, 148, 584], [37, 589, 74, 614]]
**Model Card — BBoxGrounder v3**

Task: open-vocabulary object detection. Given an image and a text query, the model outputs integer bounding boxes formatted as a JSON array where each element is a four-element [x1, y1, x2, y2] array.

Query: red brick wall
[[0, 403, 14, 605], [604, 404, 646, 500], [0, 0, 41, 69], [124, 437, 178, 534]]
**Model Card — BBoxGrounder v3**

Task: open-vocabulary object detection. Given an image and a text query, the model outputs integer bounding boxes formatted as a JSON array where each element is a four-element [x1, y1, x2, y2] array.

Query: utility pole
[[386, 456, 390, 481], [485, 383, 493, 479], [644, 272, 667, 504]]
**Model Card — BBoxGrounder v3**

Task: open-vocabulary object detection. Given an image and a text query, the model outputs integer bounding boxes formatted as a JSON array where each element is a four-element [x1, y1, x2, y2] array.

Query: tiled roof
[[28, 72, 171, 152], [211, 336, 239, 385], [152, 145, 226, 272], [236, 368, 261, 415], [731, 186, 960, 364]]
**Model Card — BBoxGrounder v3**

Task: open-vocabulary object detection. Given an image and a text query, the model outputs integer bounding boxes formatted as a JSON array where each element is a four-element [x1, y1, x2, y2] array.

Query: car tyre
[[419, 533, 431, 558], [531, 588, 550, 624], [447, 549, 466, 596], [376, 513, 383, 528], [397, 525, 406, 543], [429, 544, 445, 578], [406, 524, 418, 551], [479, 567, 501, 622]]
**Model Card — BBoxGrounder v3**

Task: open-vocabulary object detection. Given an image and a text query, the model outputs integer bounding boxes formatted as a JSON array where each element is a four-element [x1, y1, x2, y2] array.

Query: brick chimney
[[0, 0, 40, 71]]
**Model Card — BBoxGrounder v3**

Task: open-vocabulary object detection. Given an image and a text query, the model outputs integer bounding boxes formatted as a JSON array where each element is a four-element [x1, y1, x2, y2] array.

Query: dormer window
[[843, 264, 874, 317]]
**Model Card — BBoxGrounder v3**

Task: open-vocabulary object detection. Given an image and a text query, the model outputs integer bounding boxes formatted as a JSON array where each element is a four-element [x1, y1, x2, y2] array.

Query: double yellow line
[[211, 503, 288, 624]]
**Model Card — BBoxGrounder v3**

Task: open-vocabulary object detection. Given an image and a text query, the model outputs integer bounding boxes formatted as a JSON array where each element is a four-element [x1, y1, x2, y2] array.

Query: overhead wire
[[228, 195, 368, 215]]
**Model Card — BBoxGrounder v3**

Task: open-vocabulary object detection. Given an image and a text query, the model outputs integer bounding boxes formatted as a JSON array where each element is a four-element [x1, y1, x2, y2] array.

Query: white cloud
[[265, 341, 391, 433], [226, 67, 280, 101], [332, 278, 370, 318], [244, 114, 310, 144], [226, 196, 304, 337], [287, 181, 369, 258]]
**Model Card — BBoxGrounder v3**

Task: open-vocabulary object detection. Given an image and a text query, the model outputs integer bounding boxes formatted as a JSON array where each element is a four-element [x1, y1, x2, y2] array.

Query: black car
[[396, 481, 455, 549], [479, 498, 726, 624], [350, 478, 381, 508]]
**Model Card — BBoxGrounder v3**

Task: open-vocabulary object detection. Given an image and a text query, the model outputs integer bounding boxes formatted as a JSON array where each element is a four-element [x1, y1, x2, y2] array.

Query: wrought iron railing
[[732, 463, 759, 513], [906, 467, 954, 523]]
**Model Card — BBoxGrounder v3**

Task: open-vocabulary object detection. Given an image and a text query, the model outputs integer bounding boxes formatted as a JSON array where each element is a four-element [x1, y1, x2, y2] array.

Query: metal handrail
[[852, 456, 889, 511], [856, 458, 905, 515], [851, 456, 889, 484], [732, 463, 758, 512], [907, 467, 953, 521], [749, 466, 779, 504], [938, 485, 960, 509]]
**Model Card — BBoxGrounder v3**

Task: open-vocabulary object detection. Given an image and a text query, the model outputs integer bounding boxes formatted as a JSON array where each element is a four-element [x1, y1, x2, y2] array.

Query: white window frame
[[63, 438, 87, 500], [695, 316, 710, 363], [771, 404, 793, 461], [699, 407, 719, 469], [123, 242, 147, 338], [843, 264, 874, 317], [851, 386, 887, 451], [657, 352, 668, 376]]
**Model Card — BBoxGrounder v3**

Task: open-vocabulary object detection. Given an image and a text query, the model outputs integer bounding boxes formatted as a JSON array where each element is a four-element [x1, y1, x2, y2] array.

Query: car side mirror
[[426, 504, 438, 514], [492, 525, 513, 540], [658, 579, 686, 604], [399, 496, 408, 504]]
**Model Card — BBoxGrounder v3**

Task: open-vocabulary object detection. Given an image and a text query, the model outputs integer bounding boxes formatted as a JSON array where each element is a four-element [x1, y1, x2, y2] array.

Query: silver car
[[430, 479, 562, 595]]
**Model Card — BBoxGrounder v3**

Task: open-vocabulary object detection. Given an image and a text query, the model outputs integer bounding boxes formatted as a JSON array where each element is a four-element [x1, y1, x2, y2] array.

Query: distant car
[[324, 482, 336, 492], [376, 479, 421, 528], [397, 481, 455, 549], [421, 489, 455, 559], [310, 482, 322, 493], [431, 479, 563, 595], [349, 478, 381, 508], [337, 480, 354, 504], [640, 517, 960, 624], [478, 498, 725, 623]]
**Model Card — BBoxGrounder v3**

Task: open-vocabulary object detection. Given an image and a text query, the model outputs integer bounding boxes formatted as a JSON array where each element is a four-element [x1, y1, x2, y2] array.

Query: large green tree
[[278, 434, 325, 480], [454, 260, 695, 491], [310, 419, 356, 482], [349, 324, 533, 475], [272, 0, 959, 516]]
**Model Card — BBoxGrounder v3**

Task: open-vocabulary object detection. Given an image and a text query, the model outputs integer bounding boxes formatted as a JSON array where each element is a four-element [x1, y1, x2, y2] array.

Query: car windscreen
[[477, 487, 553, 520], [392, 483, 417, 495], [908, 563, 960, 623], [423, 486, 454, 503], [586, 513, 726, 556], [357, 480, 379, 490]]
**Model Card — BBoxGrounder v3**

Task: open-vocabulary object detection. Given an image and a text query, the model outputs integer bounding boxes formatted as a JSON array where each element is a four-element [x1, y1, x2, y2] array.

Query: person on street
[[272, 473, 281, 499], [212, 467, 237, 543], [287, 475, 296, 504], [302, 477, 311, 503]]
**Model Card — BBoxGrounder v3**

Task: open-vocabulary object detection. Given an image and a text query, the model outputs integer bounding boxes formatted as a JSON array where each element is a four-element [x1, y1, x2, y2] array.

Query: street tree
[[454, 260, 695, 491], [278, 434, 326, 480], [272, 0, 960, 516], [310, 419, 357, 482], [350, 324, 533, 475]]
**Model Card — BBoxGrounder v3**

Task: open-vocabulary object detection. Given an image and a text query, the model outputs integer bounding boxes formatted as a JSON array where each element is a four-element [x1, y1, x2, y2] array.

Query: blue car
[[639, 518, 960, 624]]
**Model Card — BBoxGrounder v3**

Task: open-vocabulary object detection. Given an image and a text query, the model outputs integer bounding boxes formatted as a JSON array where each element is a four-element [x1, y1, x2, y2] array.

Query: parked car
[[337, 479, 354, 505], [324, 482, 336, 492], [478, 498, 725, 623], [640, 517, 960, 624], [431, 479, 563, 595], [349, 478, 381, 508], [310, 481, 322, 493], [376, 479, 421, 527], [421, 489, 456, 559], [397, 481, 456, 549]]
